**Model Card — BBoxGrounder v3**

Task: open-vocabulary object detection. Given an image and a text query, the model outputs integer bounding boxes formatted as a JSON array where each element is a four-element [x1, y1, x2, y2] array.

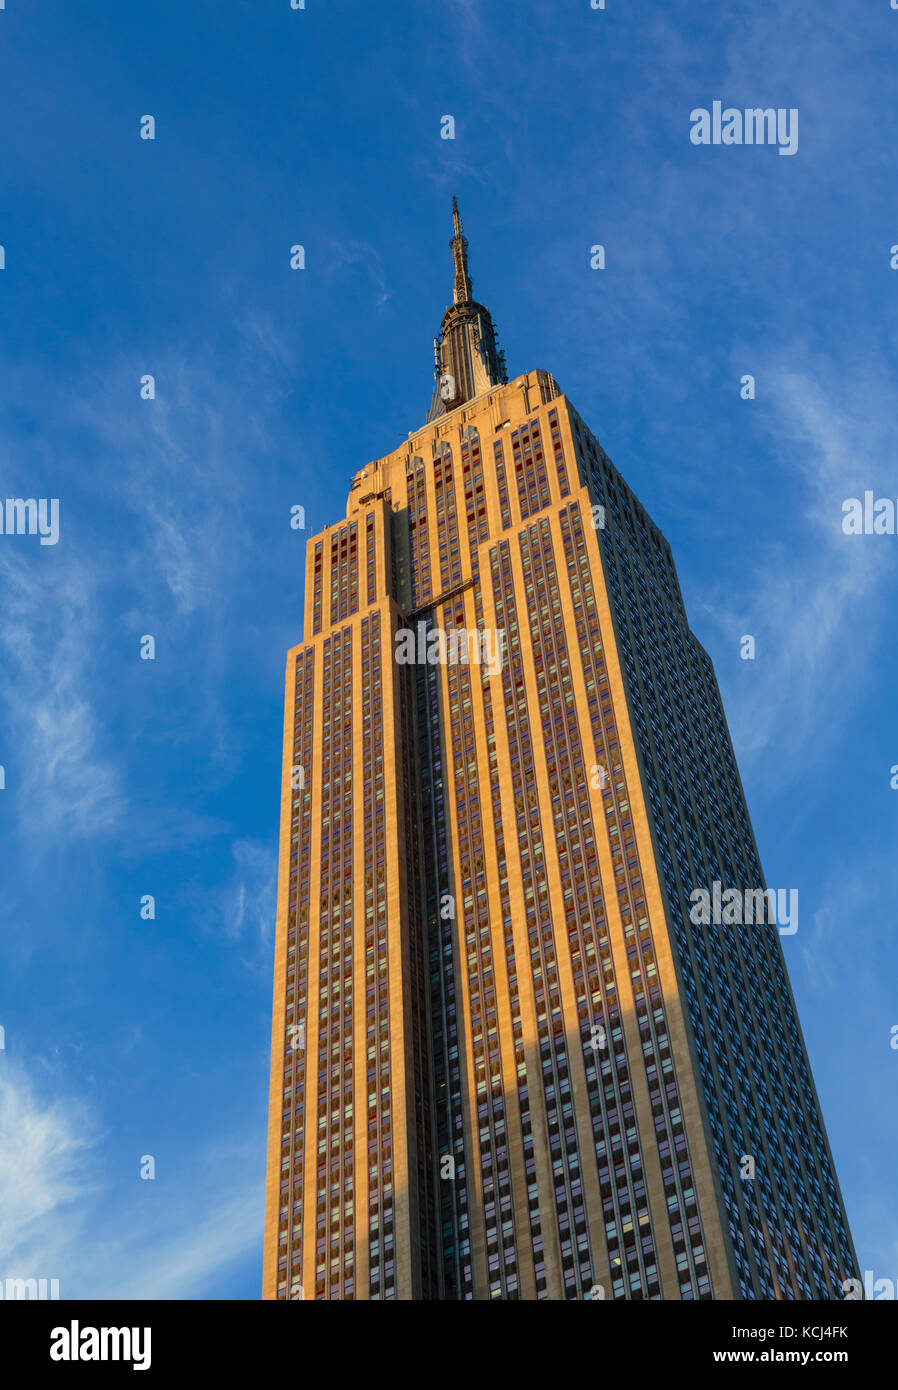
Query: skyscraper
[[263, 202, 859, 1301]]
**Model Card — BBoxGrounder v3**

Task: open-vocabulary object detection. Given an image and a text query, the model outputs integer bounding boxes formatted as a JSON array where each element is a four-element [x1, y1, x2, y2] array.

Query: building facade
[[263, 204, 859, 1301]]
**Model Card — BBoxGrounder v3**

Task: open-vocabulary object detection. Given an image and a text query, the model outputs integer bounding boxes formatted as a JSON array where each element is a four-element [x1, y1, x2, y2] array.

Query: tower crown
[[427, 198, 507, 421]]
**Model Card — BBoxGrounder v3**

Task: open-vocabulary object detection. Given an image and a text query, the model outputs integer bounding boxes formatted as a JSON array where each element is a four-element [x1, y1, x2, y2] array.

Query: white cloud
[[0, 548, 124, 839], [0, 1057, 263, 1299], [226, 839, 278, 942], [0, 1060, 97, 1280], [325, 238, 393, 308], [198, 839, 279, 979], [700, 355, 898, 785], [109, 1181, 264, 1301]]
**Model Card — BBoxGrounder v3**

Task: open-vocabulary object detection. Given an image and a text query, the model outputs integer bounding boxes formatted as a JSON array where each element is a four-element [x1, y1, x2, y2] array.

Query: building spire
[[427, 198, 507, 422], [451, 195, 473, 305]]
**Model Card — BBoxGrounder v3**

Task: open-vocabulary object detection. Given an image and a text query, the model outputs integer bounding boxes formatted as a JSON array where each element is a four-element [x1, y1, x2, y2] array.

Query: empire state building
[[262, 203, 858, 1301]]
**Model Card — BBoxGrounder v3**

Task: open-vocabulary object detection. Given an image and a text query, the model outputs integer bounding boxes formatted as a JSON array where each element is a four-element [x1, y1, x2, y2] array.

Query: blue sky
[[1, 0, 896, 1298]]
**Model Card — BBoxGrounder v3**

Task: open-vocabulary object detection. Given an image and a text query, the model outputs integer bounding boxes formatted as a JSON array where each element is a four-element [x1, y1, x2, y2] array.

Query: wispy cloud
[[0, 1059, 97, 1280], [0, 1056, 263, 1299], [109, 1180, 264, 1301], [224, 838, 278, 943], [699, 354, 897, 786], [324, 238, 393, 308], [0, 332, 300, 854], [0, 548, 125, 839], [195, 838, 279, 975]]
